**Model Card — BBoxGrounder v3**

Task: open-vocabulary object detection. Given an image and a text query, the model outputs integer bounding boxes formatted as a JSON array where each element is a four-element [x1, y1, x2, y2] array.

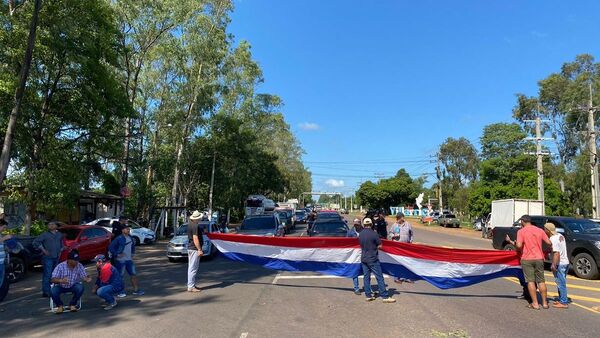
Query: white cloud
[[325, 179, 345, 188], [298, 122, 320, 131]]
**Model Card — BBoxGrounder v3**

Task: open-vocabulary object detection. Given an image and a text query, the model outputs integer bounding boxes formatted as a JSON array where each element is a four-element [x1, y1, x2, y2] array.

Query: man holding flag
[[359, 218, 395, 303]]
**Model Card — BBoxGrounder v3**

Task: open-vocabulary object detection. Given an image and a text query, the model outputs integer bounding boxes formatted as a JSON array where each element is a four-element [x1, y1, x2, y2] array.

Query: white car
[[87, 218, 156, 245]]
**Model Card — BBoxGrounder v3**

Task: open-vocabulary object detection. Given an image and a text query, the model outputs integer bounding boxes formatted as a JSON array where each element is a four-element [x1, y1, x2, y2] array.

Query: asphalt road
[[1, 219, 599, 338]]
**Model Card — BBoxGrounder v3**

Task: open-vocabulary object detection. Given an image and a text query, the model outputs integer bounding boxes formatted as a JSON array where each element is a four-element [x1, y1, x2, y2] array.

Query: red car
[[58, 225, 111, 262]]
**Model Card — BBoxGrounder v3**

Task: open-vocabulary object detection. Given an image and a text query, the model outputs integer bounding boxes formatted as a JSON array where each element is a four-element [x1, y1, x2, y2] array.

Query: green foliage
[[357, 169, 423, 210]]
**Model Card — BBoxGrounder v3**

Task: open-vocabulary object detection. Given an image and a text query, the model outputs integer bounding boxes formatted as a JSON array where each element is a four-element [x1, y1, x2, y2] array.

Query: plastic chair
[[50, 283, 83, 312]]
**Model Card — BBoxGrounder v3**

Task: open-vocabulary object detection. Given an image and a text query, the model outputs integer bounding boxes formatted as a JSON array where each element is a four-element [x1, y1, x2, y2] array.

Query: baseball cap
[[68, 250, 80, 261], [518, 215, 532, 223], [93, 254, 107, 262], [363, 218, 373, 226], [544, 222, 557, 235]]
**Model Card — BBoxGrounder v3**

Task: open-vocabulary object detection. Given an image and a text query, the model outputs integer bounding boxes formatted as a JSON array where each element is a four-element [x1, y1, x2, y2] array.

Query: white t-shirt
[[550, 234, 569, 265]]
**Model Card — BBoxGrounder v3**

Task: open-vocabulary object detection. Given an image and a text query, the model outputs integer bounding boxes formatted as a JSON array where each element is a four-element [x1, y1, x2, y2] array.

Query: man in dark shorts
[[505, 215, 552, 310], [359, 218, 395, 303]]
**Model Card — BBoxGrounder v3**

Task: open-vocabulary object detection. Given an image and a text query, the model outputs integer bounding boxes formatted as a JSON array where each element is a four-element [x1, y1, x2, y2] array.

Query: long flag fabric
[[207, 233, 524, 289]]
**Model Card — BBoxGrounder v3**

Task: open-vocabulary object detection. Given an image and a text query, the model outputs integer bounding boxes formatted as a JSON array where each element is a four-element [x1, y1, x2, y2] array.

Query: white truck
[[484, 199, 544, 238]]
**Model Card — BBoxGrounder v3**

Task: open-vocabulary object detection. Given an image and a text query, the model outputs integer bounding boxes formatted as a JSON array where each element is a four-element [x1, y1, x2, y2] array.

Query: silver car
[[166, 222, 218, 262]]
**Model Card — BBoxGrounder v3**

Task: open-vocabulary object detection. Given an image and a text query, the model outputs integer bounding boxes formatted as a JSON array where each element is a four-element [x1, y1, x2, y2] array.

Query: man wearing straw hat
[[186, 210, 204, 292], [544, 222, 569, 309]]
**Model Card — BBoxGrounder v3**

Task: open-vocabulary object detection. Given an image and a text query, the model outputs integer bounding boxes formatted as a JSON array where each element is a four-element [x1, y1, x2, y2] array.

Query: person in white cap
[[544, 222, 569, 309], [359, 218, 395, 303], [186, 210, 204, 292]]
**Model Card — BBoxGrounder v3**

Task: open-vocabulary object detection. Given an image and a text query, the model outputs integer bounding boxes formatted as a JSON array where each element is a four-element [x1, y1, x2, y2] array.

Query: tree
[[480, 123, 528, 160], [0, 0, 42, 188], [438, 137, 479, 213]]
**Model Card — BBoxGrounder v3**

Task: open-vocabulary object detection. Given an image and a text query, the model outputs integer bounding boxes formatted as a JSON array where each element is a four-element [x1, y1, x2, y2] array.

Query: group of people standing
[[347, 213, 415, 303], [31, 217, 144, 313], [505, 215, 570, 310]]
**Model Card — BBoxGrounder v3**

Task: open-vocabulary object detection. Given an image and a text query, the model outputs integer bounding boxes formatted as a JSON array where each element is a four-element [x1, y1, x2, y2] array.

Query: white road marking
[[271, 273, 281, 284], [240, 332, 249, 338], [272, 274, 392, 283]]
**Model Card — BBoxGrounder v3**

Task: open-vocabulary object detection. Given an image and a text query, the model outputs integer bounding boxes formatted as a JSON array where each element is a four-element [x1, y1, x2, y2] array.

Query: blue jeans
[[553, 264, 569, 304], [42, 257, 59, 295], [97, 285, 117, 304], [352, 276, 359, 292], [362, 261, 389, 298], [0, 264, 4, 285], [51, 283, 84, 307]]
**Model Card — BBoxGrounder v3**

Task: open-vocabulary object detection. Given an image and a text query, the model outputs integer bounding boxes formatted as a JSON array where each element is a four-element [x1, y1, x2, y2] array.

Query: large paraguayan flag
[[207, 234, 524, 289]]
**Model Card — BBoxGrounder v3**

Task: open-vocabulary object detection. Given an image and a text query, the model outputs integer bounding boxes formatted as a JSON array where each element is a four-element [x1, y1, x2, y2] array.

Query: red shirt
[[516, 225, 548, 260]]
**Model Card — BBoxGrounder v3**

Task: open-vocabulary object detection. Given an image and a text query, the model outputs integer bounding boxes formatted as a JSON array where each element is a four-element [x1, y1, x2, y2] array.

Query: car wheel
[[503, 244, 516, 251], [133, 236, 141, 246], [574, 252, 600, 280], [8, 257, 26, 283]]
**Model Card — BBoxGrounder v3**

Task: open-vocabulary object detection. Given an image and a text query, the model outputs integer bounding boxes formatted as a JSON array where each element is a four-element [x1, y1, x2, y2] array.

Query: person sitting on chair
[[50, 250, 91, 314]]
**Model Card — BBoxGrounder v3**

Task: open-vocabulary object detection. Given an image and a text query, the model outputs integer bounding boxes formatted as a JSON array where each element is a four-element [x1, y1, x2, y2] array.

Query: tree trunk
[[0, 0, 42, 188]]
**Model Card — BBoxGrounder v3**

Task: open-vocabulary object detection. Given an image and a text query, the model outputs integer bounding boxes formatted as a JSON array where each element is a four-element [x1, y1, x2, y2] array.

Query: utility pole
[[208, 150, 216, 217], [435, 155, 443, 213], [586, 84, 600, 218], [524, 115, 552, 215]]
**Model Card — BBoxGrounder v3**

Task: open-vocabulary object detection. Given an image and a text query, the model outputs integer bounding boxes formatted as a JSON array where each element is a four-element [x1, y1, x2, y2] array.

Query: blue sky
[[228, 0, 600, 195]]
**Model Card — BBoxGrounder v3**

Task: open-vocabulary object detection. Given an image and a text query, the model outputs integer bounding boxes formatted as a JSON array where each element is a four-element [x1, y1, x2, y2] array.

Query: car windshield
[[59, 228, 80, 240], [295, 211, 306, 216], [241, 217, 275, 230], [563, 219, 600, 234], [176, 225, 188, 236], [313, 222, 348, 233], [318, 213, 339, 219], [277, 213, 290, 221]]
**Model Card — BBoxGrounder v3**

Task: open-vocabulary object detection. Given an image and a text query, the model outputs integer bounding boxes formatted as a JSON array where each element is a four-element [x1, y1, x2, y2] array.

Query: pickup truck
[[439, 214, 461, 228], [492, 216, 600, 280]]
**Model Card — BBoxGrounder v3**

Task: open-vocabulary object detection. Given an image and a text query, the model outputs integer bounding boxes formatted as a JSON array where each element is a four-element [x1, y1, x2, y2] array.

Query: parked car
[[166, 221, 218, 262], [493, 216, 600, 279], [88, 218, 156, 245], [236, 214, 285, 237], [473, 214, 490, 231], [58, 225, 112, 262], [5, 235, 40, 283], [0, 246, 10, 301], [294, 210, 308, 224], [439, 214, 461, 228], [308, 220, 349, 237]]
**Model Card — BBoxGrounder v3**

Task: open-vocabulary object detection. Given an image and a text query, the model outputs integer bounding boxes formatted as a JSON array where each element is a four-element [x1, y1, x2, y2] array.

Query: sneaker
[[69, 305, 78, 312], [117, 292, 127, 298], [132, 289, 145, 296], [354, 290, 361, 295], [104, 302, 117, 310], [365, 296, 376, 302], [55, 306, 64, 314], [187, 287, 202, 293], [382, 297, 396, 303]]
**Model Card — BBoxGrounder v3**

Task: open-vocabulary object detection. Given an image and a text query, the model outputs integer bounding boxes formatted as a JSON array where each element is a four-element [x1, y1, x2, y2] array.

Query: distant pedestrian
[[373, 212, 388, 239], [112, 215, 128, 239], [50, 250, 92, 313], [91, 254, 124, 310], [33, 221, 64, 298], [359, 218, 395, 303], [544, 222, 569, 309], [390, 214, 414, 284], [109, 224, 144, 297], [347, 218, 363, 295], [505, 215, 552, 310], [186, 210, 204, 292]]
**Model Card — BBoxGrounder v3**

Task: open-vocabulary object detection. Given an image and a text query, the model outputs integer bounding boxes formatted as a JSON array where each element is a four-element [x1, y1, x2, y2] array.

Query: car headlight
[[594, 241, 600, 250]]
